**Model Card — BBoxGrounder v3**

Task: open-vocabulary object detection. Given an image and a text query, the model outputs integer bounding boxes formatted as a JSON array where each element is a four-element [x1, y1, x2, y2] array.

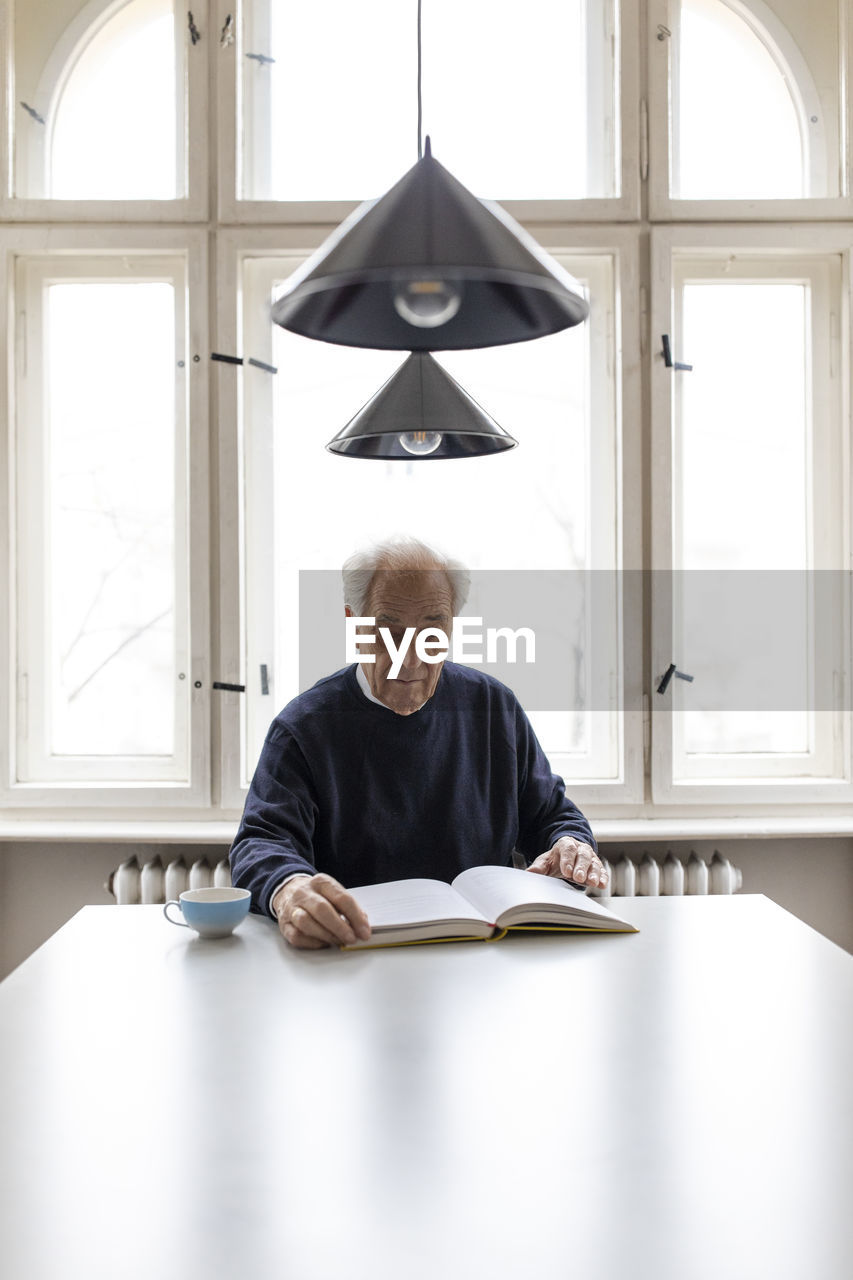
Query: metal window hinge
[[640, 98, 649, 183], [18, 308, 27, 378], [640, 285, 649, 358], [830, 311, 839, 378], [17, 670, 28, 743]]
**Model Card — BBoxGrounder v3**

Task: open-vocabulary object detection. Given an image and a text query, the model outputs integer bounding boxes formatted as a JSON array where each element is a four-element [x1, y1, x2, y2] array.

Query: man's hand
[[272, 873, 371, 949], [527, 837, 608, 890]]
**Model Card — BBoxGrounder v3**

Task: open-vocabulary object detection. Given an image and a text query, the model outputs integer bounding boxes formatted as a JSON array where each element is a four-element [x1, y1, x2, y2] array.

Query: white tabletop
[[2, 895, 852, 1280]]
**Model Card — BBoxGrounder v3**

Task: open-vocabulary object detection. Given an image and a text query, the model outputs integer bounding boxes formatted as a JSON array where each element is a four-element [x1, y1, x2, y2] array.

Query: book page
[[453, 865, 632, 929], [348, 878, 493, 931]]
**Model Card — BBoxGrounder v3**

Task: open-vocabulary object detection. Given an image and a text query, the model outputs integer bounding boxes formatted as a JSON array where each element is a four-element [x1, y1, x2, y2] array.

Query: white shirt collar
[[355, 662, 386, 706], [355, 662, 427, 713]]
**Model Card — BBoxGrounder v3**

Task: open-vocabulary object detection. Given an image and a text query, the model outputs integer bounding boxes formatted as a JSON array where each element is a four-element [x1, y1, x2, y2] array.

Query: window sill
[[593, 816, 853, 842], [0, 814, 852, 845], [0, 818, 238, 844]]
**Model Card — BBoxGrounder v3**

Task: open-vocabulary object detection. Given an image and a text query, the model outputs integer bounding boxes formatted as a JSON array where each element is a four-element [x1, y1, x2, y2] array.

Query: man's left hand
[[527, 836, 608, 890]]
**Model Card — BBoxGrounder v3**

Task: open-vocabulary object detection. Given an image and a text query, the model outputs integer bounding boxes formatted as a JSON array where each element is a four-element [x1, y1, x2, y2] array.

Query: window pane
[[270, 331, 593, 755], [14, 0, 182, 199], [240, 0, 618, 200], [45, 282, 177, 756], [673, 0, 839, 199], [241, 257, 621, 782], [675, 279, 811, 756]]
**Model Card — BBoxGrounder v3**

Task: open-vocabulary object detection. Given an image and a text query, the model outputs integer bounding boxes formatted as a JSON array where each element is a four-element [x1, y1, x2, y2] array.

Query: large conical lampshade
[[273, 139, 589, 351], [326, 353, 517, 459]]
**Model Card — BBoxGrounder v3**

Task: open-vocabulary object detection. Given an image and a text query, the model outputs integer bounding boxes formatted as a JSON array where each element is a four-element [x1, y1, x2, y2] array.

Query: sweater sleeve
[[512, 700, 597, 862], [229, 725, 320, 916]]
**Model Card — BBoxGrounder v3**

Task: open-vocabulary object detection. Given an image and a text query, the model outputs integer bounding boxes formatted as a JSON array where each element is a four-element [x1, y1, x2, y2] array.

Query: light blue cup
[[163, 887, 251, 938]]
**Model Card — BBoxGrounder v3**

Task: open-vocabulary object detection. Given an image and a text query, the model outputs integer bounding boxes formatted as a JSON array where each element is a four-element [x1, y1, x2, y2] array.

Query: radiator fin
[[106, 852, 742, 905], [594, 850, 742, 898], [107, 856, 233, 905]]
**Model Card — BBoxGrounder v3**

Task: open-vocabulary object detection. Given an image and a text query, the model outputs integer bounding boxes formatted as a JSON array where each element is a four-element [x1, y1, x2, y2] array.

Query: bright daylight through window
[[240, 255, 620, 787], [240, 0, 619, 200], [13, 258, 192, 788], [672, 0, 837, 199], [670, 260, 845, 785], [2, 0, 851, 814], [14, 0, 181, 200]]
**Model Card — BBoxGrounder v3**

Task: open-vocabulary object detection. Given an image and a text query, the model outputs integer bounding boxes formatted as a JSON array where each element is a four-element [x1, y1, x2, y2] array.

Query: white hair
[[342, 536, 471, 616]]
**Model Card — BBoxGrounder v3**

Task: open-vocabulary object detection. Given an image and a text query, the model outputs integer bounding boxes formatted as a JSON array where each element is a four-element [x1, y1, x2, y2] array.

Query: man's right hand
[[272, 873, 371, 949]]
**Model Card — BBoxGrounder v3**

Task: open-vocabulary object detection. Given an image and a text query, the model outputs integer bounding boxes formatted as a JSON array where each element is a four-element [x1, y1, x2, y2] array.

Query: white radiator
[[106, 851, 742, 905], [106, 855, 233, 905], [592, 851, 742, 898]]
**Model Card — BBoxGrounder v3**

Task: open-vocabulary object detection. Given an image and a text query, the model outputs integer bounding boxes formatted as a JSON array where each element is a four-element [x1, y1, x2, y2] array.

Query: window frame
[[0, 225, 212, 811], [216, 0, 642, 225], [0, 0, 209, 221], [647, 0, 853, 221], [1, 0, 851, 832], [649, 224, 853, 808], [215, 224, 645, 814]]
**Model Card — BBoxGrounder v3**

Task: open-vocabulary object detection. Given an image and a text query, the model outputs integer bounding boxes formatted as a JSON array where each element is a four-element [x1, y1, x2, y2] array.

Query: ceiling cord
[[417, 0, 423, 159]]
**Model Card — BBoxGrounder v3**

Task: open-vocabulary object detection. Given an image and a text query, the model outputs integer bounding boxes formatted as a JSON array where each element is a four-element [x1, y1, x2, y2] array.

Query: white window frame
[[0, 226, 211, 810], [647, 0, 853, 220], [0, 0, 209, 221], [2, 1, 851, 835], [215, 224, 644, 813], [650, 224, 853, 808], [217, 0, 642, 224]]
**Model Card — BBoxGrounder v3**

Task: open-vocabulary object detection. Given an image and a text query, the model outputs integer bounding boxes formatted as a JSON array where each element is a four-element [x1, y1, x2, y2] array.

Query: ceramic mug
[[163, 886, 251, 938]]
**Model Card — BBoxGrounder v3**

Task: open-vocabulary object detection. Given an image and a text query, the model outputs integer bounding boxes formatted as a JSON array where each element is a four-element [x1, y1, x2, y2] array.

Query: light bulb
[[393, 279, 462, 328], [398, 430, 443, 456]]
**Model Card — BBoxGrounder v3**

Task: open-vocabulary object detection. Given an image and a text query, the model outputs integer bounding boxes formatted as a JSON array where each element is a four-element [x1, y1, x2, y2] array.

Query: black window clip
[[656, 663, 695, 695], [211, 352, 278, 374], [661, 334, 693, 372]]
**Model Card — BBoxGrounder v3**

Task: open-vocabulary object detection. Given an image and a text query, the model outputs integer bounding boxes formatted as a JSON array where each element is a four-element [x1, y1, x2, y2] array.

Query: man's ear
[[344, 606, 353, 618]]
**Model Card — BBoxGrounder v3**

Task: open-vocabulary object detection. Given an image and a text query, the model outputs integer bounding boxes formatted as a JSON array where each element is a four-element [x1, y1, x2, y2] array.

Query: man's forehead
[[368, 569, 453, 616]]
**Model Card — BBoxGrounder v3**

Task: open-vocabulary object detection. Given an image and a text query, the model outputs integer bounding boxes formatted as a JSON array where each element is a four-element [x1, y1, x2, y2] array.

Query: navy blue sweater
[[230, 662, 596, 916]]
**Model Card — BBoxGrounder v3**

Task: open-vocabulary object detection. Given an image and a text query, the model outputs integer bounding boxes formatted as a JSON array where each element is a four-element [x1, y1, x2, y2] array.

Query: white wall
[[0, 841, 230, 978]]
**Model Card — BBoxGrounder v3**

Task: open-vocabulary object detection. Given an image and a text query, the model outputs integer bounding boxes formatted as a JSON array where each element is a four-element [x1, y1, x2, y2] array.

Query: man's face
[[351, 569, 453, 716]]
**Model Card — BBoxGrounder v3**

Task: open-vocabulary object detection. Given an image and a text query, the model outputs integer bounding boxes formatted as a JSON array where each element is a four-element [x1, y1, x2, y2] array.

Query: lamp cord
[[417, 0, 423, 159]]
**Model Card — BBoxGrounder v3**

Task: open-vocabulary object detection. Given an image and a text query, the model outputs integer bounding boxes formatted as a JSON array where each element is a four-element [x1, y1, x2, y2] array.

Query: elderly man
[[230, 537, 607, 949]]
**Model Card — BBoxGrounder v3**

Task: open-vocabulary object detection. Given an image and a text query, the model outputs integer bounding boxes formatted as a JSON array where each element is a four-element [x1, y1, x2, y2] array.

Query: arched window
[[21, 0, 183, 200], [672, 0, 828, 199]]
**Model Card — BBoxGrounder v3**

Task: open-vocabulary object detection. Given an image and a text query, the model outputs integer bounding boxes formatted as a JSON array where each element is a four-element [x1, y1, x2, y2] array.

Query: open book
[[344, 864, 638, 949]]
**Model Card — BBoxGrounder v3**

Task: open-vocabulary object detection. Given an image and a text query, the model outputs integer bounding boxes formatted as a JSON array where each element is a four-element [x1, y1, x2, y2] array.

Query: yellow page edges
[[506, 924, 639, 934], [341, 929, 508, 952]]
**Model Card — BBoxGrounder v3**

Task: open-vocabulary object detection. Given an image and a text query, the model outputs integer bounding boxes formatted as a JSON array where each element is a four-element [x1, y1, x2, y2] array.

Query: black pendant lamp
[[273, 137, 588, 352], [326, 353, 517, 459]]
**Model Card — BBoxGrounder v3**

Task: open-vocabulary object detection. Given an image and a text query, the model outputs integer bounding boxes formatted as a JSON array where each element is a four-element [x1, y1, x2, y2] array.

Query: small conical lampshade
[[274, 139, 589, 351], [326, 353, 517, 459]]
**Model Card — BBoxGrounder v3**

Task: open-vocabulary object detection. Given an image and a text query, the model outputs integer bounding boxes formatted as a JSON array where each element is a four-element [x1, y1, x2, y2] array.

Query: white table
[[2, 895, 852, 1280]]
